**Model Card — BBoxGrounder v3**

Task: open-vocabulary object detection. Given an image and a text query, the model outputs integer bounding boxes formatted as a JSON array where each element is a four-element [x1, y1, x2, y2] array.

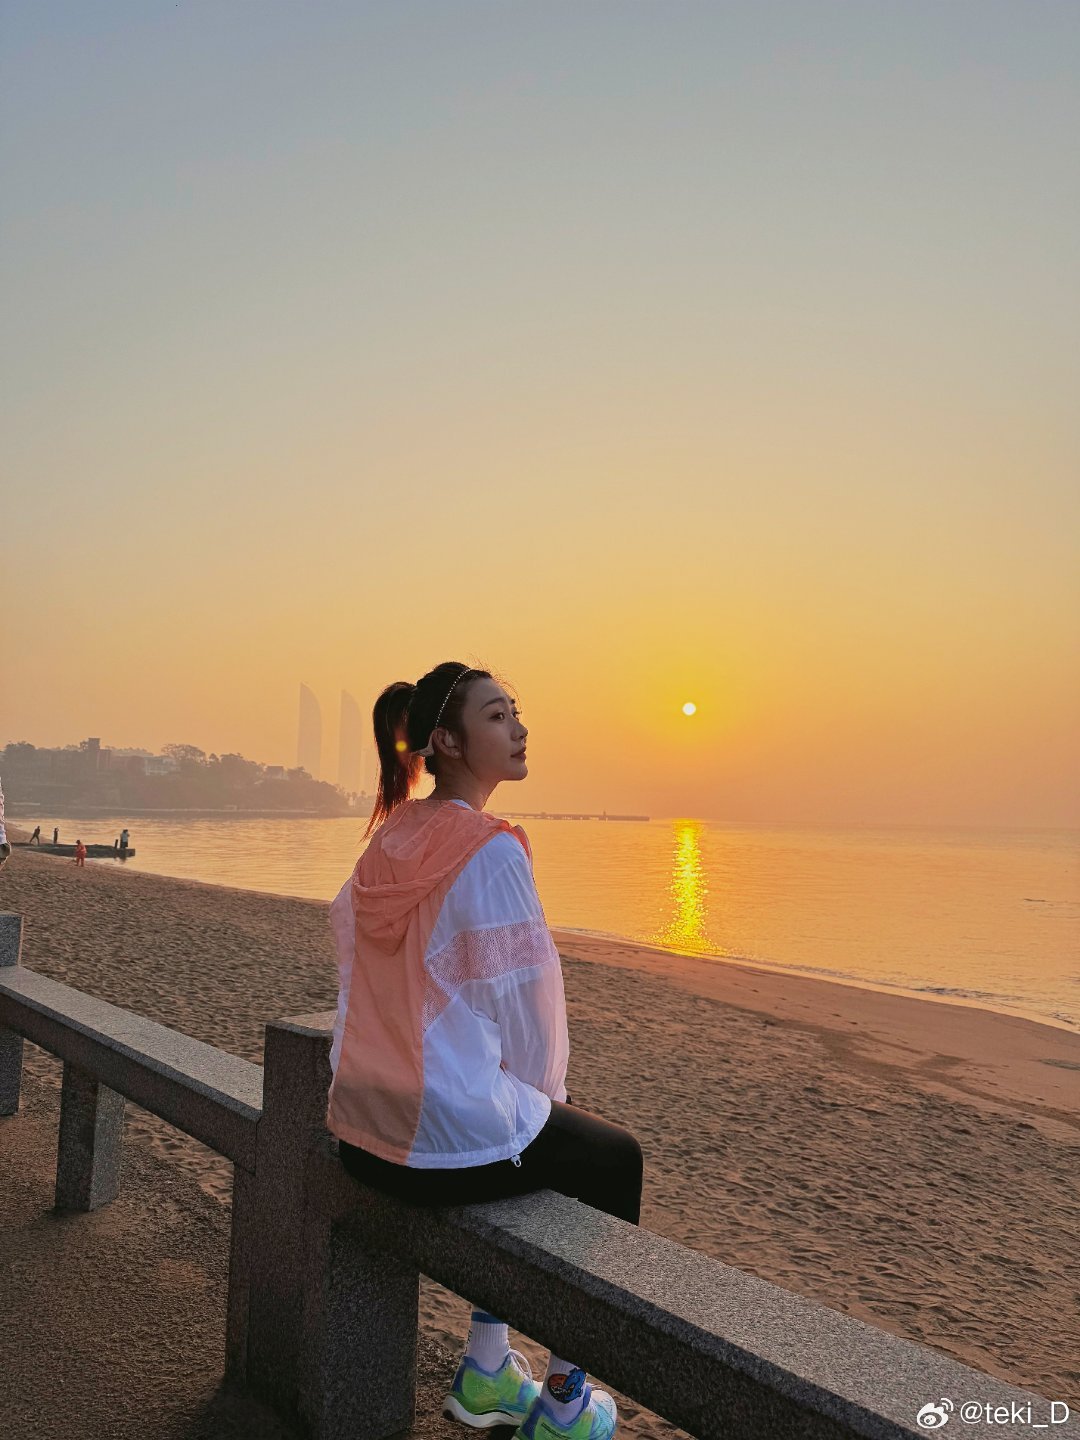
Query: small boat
[[13, 842, 135, 859]]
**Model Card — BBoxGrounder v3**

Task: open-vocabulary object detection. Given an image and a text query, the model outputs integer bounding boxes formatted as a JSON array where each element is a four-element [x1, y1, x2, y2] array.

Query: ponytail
[[363, 681, 423, 840]]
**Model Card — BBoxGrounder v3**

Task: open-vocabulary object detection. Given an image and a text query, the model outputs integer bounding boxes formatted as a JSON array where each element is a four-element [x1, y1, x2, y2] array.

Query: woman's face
[[441, 676, 529, 782]]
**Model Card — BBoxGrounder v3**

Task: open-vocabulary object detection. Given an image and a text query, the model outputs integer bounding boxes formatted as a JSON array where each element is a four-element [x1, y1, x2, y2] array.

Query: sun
[[682, 702, 696, 716]]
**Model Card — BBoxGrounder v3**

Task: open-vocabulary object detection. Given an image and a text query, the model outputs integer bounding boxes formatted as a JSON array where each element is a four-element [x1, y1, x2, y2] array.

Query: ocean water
[[32, 812, 1080, 1033]]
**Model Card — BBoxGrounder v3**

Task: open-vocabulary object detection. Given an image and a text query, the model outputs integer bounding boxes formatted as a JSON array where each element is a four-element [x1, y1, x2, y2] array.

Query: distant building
[[264, 765, 286, 780], [297, 683, 322, 781], [83, 737, 111, 771], [338, 690, 364, 794], [111, 748, 155, 775]]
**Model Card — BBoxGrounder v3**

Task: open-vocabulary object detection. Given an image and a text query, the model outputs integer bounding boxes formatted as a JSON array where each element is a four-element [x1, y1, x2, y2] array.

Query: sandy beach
[[2, 833, 1078, 1435]]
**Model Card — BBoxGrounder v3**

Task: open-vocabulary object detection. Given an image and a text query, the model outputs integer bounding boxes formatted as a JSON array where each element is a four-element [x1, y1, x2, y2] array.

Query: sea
[[30, 812, 1080, 1034]]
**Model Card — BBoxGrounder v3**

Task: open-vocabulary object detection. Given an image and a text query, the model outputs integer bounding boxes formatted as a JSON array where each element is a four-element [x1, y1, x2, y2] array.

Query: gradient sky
[[3, 2, 1078, 825]]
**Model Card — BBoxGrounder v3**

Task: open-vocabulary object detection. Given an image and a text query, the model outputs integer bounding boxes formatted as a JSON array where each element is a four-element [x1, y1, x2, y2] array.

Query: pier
[[499, 811, 649, 822], [12, 843, 135, 859]]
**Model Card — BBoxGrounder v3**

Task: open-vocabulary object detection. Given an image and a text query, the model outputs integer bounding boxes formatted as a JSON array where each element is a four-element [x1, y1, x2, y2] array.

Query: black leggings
[[338, 1098, 643, 1226]]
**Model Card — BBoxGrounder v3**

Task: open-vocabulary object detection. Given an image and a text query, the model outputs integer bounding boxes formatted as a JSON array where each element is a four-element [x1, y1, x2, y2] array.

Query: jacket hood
[[352, 799, 529, 954]]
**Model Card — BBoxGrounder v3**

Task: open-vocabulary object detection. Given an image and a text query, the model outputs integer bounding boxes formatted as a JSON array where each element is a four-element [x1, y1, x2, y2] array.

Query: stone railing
[[1, 913, 1074, 1440], [0, 912, 261, 1372]]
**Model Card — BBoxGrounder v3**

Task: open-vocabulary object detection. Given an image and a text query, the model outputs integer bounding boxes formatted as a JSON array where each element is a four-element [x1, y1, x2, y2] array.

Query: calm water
[[42, 813, 1080, 1033]]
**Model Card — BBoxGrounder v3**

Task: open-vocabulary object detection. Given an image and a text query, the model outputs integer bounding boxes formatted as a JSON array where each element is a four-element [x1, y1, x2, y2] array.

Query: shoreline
[[548, 927, 1080, 1143], [13, 817, 1075, 1043], [5, 836, 1078, 1147], [554, 924, 1080, 1039]]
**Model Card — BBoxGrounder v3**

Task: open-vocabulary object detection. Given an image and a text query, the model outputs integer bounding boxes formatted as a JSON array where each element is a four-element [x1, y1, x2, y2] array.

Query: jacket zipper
[[510, 1153, 522, 1168]]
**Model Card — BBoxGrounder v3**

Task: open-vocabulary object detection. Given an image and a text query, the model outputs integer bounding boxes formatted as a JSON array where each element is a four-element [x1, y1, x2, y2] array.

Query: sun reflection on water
[[648, 819, 713, 953]]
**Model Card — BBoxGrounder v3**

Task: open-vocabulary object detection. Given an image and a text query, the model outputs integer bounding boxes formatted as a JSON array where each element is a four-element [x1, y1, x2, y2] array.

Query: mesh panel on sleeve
[[422, 916, 555, 1033]]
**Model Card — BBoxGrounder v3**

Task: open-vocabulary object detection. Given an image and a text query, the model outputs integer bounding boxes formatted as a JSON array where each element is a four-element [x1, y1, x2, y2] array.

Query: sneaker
[[442, 1347, 542, 1429], [510, 1381, 618, 1440]]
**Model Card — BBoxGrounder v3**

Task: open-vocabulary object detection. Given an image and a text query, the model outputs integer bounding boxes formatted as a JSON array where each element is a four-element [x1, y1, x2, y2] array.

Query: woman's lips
[[512, 751, 527, 759]]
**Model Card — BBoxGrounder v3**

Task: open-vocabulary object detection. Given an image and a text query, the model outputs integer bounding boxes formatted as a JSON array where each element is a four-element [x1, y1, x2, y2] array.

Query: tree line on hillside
[[0, 741, 363, 815]]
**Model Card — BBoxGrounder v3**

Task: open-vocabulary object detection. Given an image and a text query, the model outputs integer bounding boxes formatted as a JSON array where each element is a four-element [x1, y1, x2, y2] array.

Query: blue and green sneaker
[[442, 1347, 542, 1429], [510, 1379, 618, 1440]]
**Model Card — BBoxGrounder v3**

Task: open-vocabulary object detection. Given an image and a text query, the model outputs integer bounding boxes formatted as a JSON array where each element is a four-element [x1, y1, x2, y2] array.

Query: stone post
[[226, 1163, 257, 1383], [245, 1014, 421, 1439], [0, 913, 25, 1116], [54, 1060, 125, 1210]]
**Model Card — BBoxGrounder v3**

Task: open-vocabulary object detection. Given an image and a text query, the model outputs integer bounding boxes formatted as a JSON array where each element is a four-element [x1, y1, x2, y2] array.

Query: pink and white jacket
[[326, 797, 570, 1168]]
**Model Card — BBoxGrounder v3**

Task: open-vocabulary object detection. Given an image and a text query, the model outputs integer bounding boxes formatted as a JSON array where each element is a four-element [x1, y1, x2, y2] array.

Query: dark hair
[[363, 660, 510, 840]]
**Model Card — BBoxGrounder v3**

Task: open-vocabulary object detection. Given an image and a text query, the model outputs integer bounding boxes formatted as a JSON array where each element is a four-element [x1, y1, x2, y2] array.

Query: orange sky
[[3, 5, 1078, 825]]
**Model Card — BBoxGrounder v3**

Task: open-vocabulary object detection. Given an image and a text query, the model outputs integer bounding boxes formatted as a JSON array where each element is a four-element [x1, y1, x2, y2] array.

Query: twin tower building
[[297, 684, 369, 795]]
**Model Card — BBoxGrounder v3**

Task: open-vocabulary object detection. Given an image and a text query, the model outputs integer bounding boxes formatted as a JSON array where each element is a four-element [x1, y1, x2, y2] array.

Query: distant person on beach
[[0, 774, 8, 869], [52, 827, 59, 846], [119, 828, 130, 851], [29, 825, 41, 846], [327, 663, 640, 1439], [73, 840, 87, 867]]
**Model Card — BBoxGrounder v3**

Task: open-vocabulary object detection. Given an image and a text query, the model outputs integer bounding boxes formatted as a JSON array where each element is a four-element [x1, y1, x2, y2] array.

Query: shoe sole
[[442, 1393, 526, 1428]]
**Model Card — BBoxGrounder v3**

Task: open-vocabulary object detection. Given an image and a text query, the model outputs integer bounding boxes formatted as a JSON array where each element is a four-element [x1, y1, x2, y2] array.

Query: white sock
[[465, 1309, 509, 1372], [541, 1353, 588, 1422]]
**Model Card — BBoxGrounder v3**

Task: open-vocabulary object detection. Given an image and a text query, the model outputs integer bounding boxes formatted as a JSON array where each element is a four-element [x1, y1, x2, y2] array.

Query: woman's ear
[[436, 726, 461, 758]]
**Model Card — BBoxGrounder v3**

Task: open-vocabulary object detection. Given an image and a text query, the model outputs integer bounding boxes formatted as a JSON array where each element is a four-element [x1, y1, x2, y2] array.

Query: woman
[[326, 661, 643, 1440]]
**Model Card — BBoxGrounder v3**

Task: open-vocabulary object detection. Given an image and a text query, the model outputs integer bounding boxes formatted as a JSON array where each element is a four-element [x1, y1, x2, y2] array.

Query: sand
[[1, 834, 1078, 1436]]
